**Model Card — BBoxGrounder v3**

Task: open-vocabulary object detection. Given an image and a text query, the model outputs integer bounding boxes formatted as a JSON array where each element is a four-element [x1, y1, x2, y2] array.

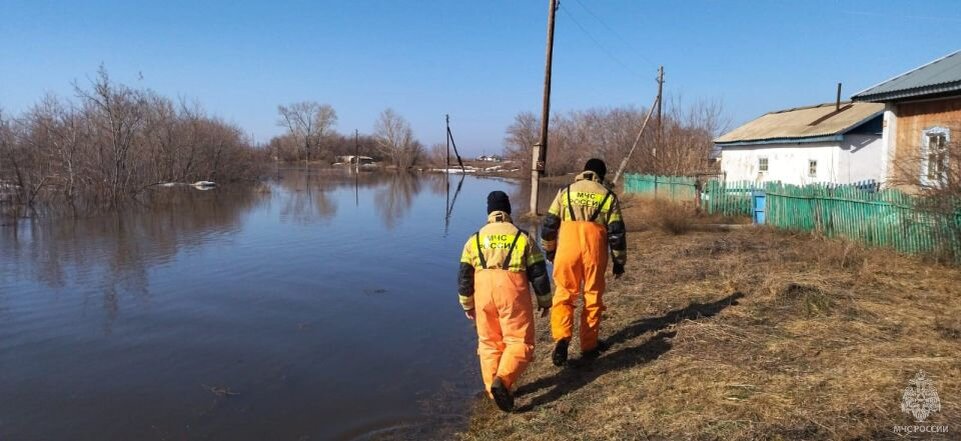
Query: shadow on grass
[[513, 291, 745, 411], [605, 291, 745, 347]]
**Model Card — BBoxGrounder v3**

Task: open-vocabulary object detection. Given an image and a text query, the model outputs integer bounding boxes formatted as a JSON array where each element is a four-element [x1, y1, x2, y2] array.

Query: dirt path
[[461, 199, 961, 440]]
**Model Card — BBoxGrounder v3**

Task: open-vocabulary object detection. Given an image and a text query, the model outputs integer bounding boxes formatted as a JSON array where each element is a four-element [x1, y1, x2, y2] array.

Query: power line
[[840, 9, 961, 23], [570, 0, 658, 69], [558, 4, 645, 80]]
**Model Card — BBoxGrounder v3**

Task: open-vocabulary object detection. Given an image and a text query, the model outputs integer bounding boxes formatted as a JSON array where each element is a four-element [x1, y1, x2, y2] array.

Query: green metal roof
[[852, 50, 961, 102]]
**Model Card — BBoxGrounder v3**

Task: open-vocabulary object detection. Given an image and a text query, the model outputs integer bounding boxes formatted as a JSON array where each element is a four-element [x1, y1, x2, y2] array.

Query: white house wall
[[720, 137, 884, 185], [720, 142, 839, 185], [837, 134, 884, 183]]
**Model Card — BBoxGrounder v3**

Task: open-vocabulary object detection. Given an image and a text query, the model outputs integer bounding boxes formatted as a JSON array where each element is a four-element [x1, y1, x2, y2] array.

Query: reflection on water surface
[[0, 167, 556, 440]]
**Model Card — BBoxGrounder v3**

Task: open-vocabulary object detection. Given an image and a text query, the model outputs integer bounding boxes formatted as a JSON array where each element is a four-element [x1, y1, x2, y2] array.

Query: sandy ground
[[459, 197, 961, 441]]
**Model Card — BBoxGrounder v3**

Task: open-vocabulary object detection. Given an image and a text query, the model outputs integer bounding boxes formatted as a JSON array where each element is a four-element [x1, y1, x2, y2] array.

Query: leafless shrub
[[888, 121, 961, 260], [0, 66, 265, 216]]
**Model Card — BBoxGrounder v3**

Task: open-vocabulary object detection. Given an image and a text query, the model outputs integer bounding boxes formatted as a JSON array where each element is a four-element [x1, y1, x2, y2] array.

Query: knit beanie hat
[[584, 158, 607, 179], [487, 191, 511, 214]]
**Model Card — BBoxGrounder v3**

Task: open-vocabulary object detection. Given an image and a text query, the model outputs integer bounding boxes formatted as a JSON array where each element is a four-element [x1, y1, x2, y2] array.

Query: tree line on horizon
[[504, 97, 729, 178], [0, 67, 264, 216], [1, 67, 736, 219]]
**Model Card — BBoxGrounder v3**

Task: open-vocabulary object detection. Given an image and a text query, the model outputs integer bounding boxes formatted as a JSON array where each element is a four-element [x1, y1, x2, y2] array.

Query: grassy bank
[[461, 197, 960, 440]]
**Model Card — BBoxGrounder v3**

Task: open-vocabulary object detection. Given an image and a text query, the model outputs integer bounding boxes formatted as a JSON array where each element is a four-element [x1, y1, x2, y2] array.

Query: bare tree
[[503, 112, 540, 175], [374, 108, 423, 169], [277, 101, 337, 164], [26, 95, 88, 205], [653, 96, 730, 175], [73, 66, 151, 201], [0, 66, 265, 216], [888, 121, 961, 260], [502, 99, 729, 177], [425, 142, 449, 166]]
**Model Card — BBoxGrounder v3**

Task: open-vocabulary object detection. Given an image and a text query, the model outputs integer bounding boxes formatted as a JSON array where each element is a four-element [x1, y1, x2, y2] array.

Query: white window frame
[[920, 127, 950, 188], [808, 159, 817, 178], [758, 156, 768, 173]]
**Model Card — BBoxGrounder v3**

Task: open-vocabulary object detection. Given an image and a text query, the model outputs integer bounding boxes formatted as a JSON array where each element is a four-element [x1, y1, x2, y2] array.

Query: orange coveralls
[[540, 171, 627, 352], [458, 211, 552, 393]]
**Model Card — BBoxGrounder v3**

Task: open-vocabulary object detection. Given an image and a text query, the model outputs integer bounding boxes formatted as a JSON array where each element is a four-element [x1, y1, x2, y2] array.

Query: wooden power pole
[[654, 65, 664, 171], [354, 129, 359, 171], [446, 114, 451, 170], [530, 0, 559, 215]]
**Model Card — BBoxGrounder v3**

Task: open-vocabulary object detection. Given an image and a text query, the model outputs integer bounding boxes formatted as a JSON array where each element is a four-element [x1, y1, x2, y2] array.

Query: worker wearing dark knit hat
[[487, 190, 512, 214], [540, 158, 627, 367], [457, 191, 552, 412], [583, 158, 607, 180]]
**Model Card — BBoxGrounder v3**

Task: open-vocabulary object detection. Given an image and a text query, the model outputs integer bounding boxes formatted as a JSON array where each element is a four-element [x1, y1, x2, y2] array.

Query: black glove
[[612, 262, 625, 279], [546, 250, 556, 263]]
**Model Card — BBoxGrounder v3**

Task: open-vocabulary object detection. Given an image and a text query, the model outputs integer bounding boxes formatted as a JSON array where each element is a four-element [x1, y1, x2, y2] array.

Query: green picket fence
[[702, 180, 759, 217], [623, 174, 697, 201], [623, 172, 961, 261], [765, 183, 961, 260]]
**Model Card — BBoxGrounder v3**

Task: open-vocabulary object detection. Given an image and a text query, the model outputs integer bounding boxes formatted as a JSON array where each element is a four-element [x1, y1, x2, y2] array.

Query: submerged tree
[[0, 66, 264, 215], [277, 101, 337, 164], [374, 108, 423, 169]]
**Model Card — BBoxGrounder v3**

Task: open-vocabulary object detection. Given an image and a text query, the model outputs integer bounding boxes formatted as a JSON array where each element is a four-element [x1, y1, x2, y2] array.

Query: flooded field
[[0, 168, 555, 440]]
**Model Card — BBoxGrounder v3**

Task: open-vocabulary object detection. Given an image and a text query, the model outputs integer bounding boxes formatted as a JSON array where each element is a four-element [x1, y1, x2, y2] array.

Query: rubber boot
[[581, 339, 610, 360], [552, 339, 570, 367], [490, 377, 514, 412]]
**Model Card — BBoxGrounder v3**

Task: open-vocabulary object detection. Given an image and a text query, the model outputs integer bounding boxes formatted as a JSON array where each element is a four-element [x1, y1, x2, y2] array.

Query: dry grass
[[460, 199, 961, 441], [620, 196, 751, 236], [651, 199, 695, 235]]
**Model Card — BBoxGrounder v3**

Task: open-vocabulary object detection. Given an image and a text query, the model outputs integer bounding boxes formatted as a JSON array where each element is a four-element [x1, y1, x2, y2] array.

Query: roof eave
[[851, 49, 961, 99], [852, 81, 961, 103]]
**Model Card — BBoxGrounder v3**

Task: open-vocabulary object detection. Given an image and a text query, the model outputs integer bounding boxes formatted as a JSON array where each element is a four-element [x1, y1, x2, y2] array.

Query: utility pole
[[530, 0, 559, 216], [612, 94, 659, 185], [446, 115, 466, 171], [654, 65, 664, 173], [354, 129, 359, 206], [446, 114, 451, 170]]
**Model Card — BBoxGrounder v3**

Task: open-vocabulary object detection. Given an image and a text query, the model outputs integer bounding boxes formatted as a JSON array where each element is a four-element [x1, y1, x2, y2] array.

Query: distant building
[[852, 49, 961, 189], [477, 155, 502, 162], [715, 101, 884, 185], [335, 155, 375, 166]]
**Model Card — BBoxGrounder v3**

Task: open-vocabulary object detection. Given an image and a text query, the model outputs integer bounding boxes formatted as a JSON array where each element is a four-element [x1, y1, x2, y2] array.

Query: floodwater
[[0, 168, 558, 441]]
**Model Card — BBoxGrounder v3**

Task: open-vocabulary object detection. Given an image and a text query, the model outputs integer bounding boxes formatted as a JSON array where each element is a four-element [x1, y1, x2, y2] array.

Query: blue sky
[[1, 1, 959, 155]]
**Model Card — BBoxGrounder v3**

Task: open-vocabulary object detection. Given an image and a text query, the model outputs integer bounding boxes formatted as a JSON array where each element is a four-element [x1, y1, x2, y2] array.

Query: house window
[[922, 128, 949, 186], [808, 160, 817, 177], [758, 157, 768, 172]]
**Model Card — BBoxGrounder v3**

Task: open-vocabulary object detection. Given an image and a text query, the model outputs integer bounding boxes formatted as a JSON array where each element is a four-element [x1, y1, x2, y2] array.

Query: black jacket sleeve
[[608, 220, 627, 255], [457, 262, 474, 297], [526, 260, 551, 298], [541, 213, 561, 243]]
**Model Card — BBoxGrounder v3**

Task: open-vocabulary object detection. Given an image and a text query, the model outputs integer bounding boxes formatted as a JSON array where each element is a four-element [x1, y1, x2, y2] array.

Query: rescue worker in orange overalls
[[458, 191, 552, 412], [540, 158, 627, 366]]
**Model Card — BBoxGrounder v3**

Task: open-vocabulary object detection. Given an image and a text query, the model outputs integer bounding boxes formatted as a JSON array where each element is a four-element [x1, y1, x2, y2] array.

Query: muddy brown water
[[0, 167, 562, 441]]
